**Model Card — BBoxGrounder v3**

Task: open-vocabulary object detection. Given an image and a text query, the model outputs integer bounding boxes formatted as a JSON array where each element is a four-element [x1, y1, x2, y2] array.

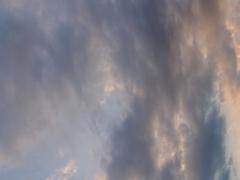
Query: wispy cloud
[[46, 160, 78, 180], [0, 0, 239, 179]]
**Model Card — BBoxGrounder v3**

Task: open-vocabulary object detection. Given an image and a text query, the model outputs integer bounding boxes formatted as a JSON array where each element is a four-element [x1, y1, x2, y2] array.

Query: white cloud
[[46, 160, 78, 180]]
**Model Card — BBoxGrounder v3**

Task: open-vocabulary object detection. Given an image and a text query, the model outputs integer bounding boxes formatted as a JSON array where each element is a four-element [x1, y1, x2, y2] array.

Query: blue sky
[[0, 0, 239, 180]]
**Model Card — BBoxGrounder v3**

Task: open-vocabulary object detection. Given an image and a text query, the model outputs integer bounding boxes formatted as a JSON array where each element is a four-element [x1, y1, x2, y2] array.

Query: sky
[[0, 0, 239, 180]]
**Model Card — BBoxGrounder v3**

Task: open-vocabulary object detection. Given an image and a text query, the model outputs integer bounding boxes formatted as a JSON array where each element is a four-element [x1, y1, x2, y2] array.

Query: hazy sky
[[0, 0, 239, 180]]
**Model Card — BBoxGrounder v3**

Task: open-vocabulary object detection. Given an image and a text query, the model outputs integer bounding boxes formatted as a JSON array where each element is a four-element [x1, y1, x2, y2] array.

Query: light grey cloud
[[0, 2, 130, 179]]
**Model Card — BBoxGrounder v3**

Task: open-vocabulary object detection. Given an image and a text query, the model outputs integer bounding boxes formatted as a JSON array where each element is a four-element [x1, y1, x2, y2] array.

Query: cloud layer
[[0, 0, 239, 180]]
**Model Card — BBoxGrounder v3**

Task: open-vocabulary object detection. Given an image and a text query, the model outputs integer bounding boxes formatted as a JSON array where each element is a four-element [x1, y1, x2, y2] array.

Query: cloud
[[0, 0, 239, 179], [46, 160, 78, 180], [0, 0, 130, 176], [95, 0, 232, 179]]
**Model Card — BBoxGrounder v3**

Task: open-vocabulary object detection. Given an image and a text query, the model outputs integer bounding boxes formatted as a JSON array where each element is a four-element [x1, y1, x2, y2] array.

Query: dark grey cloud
[[94, 0, 231, 180], [108, 99, 156, 180]]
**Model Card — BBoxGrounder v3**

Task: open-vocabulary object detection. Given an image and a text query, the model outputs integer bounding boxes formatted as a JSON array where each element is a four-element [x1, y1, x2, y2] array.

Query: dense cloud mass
[[0, 0, 239, 180]]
